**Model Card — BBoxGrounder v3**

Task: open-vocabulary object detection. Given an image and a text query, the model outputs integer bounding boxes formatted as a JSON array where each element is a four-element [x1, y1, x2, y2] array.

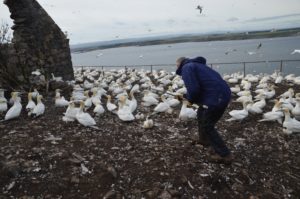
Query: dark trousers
[[197, 105, 230, 157]]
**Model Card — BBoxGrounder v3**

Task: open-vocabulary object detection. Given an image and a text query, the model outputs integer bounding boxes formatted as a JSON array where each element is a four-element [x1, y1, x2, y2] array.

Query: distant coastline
[[71, 27, 300, 53]]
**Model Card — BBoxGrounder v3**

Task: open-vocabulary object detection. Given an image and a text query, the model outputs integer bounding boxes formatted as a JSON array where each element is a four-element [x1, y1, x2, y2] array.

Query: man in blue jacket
[[176, 56, 233, 164]]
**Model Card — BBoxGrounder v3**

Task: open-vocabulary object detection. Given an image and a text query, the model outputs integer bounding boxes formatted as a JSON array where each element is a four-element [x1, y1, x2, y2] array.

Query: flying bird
[[257, 43, 262, 49], [291, 49, 300, 55], [196, 5, 203, 14]]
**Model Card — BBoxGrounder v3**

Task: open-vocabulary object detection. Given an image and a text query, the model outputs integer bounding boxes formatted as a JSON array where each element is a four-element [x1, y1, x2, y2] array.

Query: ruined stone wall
[[1, 0, 74, 88]]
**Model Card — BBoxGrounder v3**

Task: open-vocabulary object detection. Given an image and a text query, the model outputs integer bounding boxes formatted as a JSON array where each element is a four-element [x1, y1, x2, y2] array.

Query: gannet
[[62, 101, 79, 122], [236, 93, 252, 103], [128, 90, 137, 113], [0, 89, 7, 113], [226, 101, 250, 121], [165, 95, 181, 108], [3, 92, 22, 121], [106, 95, 117, 113], [282, 108, 300, 134], [259, 106, 283, 124], [90, 90, 101, 106], [32, 95, 45, 117], [55, 89, 69, 107], [280, 88, 294, 98], [93, 102, 105, 116], [237, 90, 251, 97], [230, 85, 240, 94], [264, 85, 276, 99], [117, 96, 135, 122], [153, 95, 171, 113], [291, 49, 300, 55], [9, 92, 21, 105], [76, 101, 97, 127], [291, 98, 300, 120], [84, 91, 92, 110], [253, 94, 266, 109], [26, 92, 36, 116], [51, 73, 63, 82], [31, 88, 39, 99], [246, 101, 263, 114], [179, 100, 197, 120], [0, 98, 7, 113], [142, 91, 159, 106]]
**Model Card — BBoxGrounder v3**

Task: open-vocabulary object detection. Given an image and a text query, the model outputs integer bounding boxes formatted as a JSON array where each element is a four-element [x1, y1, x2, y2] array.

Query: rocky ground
[[0, 82, 300, 199]]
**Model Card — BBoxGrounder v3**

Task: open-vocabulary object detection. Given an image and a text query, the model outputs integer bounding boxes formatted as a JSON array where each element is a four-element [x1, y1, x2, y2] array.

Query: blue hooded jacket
[[176, 57, 231, 108]]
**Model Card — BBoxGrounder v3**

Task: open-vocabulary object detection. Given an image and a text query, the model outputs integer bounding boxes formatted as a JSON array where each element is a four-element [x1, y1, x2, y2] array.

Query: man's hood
[[176, 57, 207, 76]]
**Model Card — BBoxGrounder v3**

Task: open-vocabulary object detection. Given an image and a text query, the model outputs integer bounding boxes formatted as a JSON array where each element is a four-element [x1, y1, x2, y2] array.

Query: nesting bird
[[3, 92, 22, 121], [76, 101, 97, 127], [32, 95, 45, 117], [26, 92, 36, 116]]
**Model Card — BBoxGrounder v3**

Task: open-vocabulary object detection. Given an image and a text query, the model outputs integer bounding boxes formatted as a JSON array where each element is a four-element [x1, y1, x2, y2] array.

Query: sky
[[1, 0, 300, 44]]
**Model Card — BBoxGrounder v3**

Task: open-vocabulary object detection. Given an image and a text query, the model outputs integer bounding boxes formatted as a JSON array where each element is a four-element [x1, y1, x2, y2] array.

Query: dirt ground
[[0, 81, 300, 199]]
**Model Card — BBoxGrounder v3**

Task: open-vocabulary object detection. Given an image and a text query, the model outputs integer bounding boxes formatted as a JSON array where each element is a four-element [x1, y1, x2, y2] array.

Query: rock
[[158, 190, 172, 199], [70, 176, 80, 184]]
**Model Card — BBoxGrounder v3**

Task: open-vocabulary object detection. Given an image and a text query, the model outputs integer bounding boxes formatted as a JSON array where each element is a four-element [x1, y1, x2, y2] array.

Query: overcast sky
[[1, 0, 300, 44]]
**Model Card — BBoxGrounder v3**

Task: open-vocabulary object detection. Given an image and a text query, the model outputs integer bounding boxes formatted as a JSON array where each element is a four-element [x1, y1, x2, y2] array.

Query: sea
[[71, 36, 300, 75]]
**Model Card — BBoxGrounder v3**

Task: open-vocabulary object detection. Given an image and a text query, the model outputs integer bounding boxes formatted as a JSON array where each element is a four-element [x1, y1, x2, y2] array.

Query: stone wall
[[0, 0, 74, 88]]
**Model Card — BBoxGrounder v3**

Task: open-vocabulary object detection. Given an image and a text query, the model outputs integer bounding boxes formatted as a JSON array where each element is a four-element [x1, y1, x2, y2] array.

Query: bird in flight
[[196, 5, 203, 14], [257, 43, 262, 49]]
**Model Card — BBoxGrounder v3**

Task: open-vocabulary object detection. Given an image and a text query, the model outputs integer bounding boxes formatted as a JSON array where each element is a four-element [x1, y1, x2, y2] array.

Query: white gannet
[[0, 98, 7, 113], [106, 95, 117, 113], [3, 92, 22, 121], [26, 92, 36, 116], [91, 90, 101, 106], [179, 100, 197, 120], [142, 90, 159, 106], [230, 85, 240, 94], [55, 89, 69, 107], [291, 49, 300, 55], [280, 88, 294, 98], [153, 95, 171, 113], [282, 108, 300, 134], [237, 90, 251, 97], [76, 101, 97, 127], [32, 95, 45, 117], [0, 89, 7, 113], [84, 91, 92, 110], [165, 94, 181, 108], [117, 96, 135, 122], [93, 102, 105, 116], [128, 90, 137, 113], [226, 101, 250, 121], [264, 85, 276, 99], [259, 105, 283, 124], [236, 93, 252, 103], [31, 88, 39, 99], [253, 93, 266, 110], [246, 101, 263, 114], [292, 98, 300, 120], [62, 101, 80, 122]]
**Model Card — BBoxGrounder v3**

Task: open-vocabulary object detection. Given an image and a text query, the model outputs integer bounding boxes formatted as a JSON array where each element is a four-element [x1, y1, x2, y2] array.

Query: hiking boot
[[208, 153, 234, 165]]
